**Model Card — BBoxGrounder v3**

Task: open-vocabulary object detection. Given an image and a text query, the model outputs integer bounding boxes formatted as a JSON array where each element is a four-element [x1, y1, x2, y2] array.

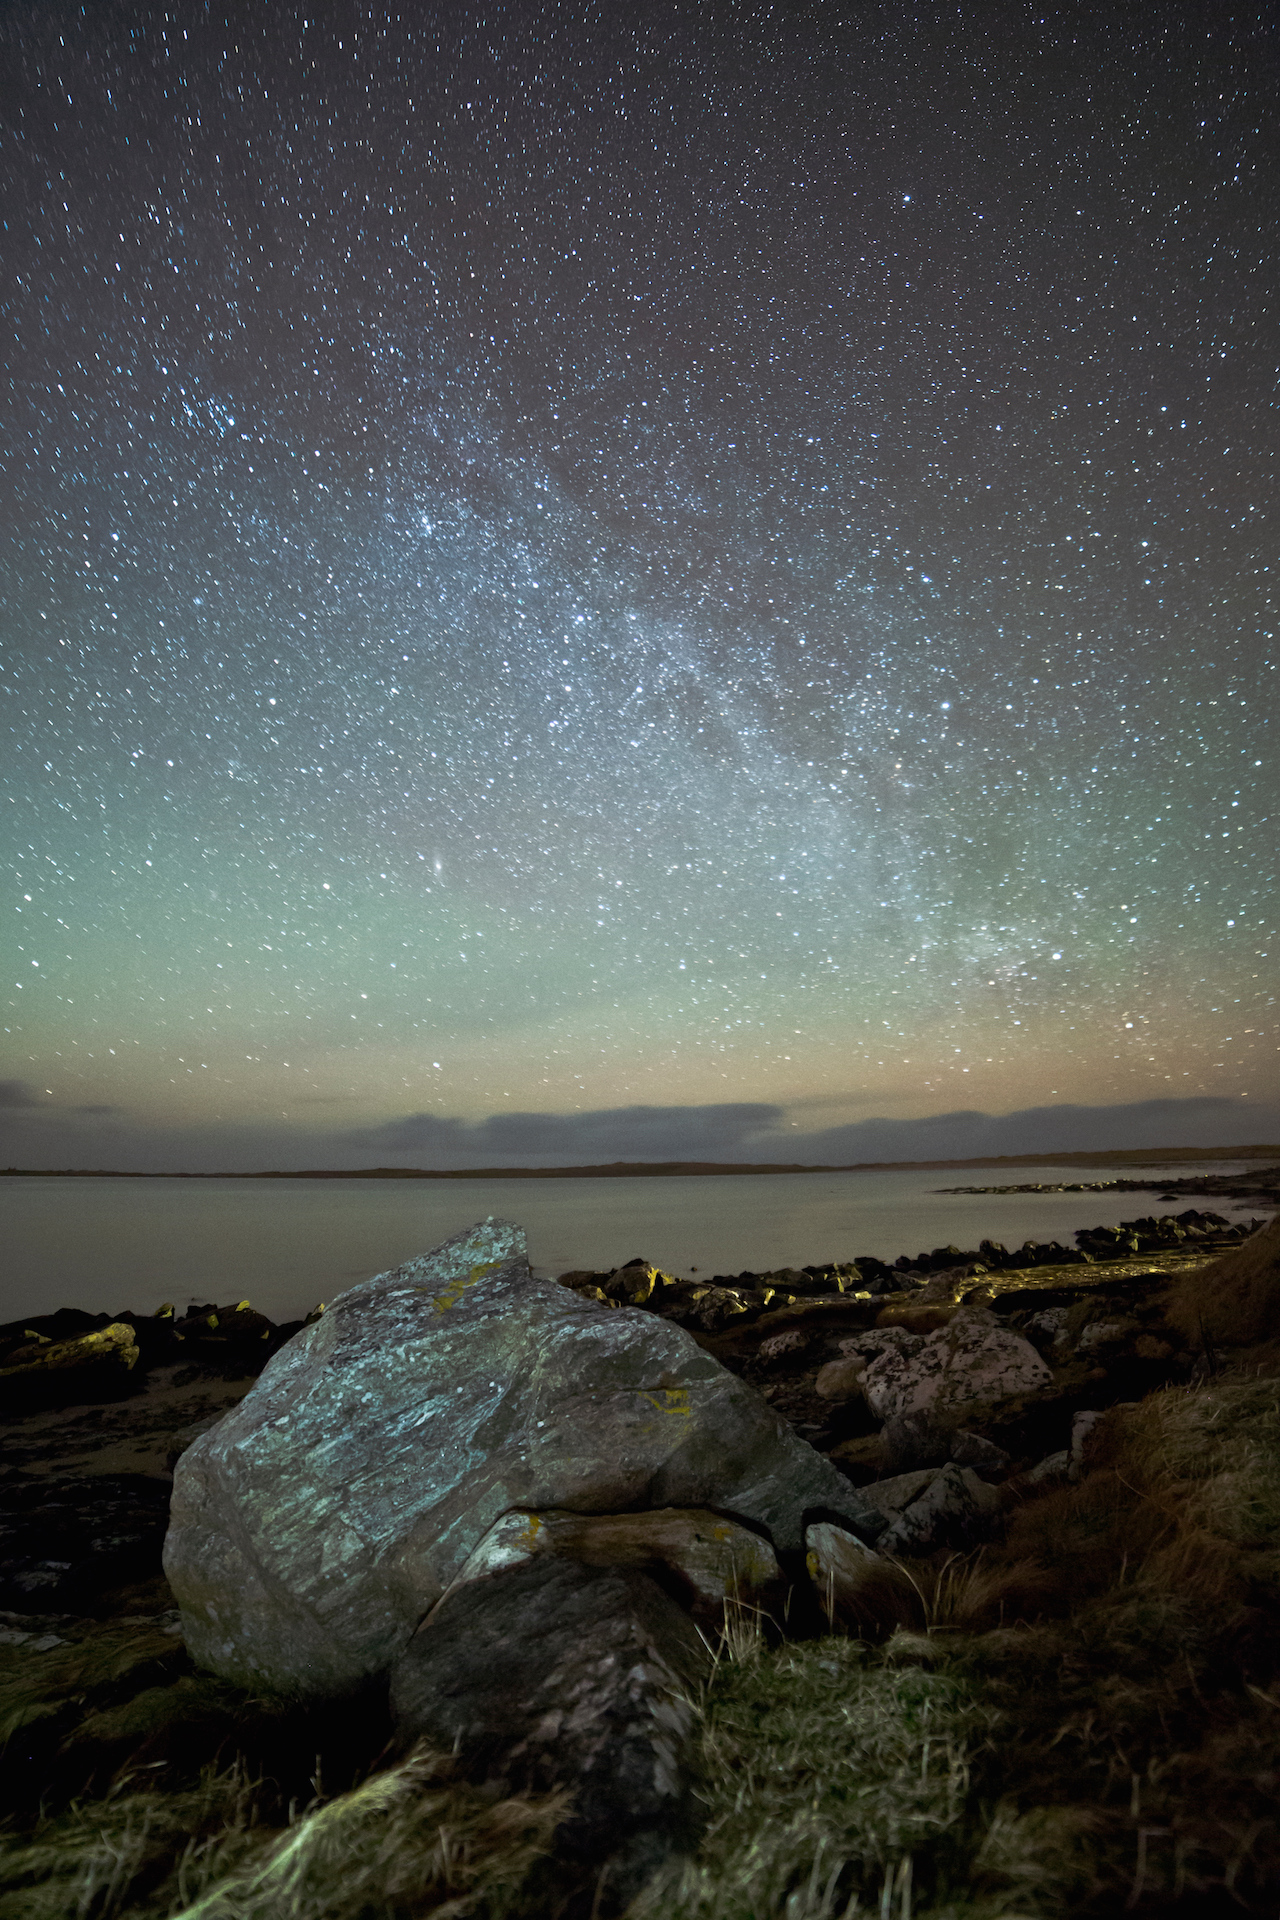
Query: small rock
[[1022, 1306, 1070, 1352], [805, 1522, 925, 1638], [758, 1328, 812, 1364], [877, 1462, 1003, 1556], [948, 1429, 1011, 1476], [605, 1263, 663, 1307], [689, 1286, 751, 1331], [390, 1558, 710, 1915], [912, 1268, 971, 1305], [1075, 1318, 1132, 1354], [860, 1468, 940, 1521], [838, 1326, 924, 1364], [1024, 1449, 1072, 1488], [880, 1409, 954, 1474], [1069, 1410, 1104, 1473], [814, 1358, 866, 1401]]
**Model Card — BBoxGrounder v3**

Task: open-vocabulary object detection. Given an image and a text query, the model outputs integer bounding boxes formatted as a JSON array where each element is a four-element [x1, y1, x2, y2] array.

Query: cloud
[[794, 1097, 1275, 1164], [0, 1079, 40, 1108], [344, 1103, 784, 1163], [0, 1093, 1274, 1175], [76, 1104, 122, 1116], [339, 1096, 1279, 1169]]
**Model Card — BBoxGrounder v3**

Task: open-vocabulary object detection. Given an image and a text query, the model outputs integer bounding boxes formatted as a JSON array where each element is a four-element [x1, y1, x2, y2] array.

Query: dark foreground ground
[[2, 1179, 1280, 1918]]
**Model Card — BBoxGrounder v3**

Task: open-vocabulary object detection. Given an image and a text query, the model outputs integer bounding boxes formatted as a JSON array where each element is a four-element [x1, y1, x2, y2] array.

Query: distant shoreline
[[3, 1144, 1278, 1179]]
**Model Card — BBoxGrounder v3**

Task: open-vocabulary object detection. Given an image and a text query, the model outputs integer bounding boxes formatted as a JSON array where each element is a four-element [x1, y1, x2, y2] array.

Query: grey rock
[[1024, 1448, 1072, 1489], [1075, 1318, 1133, 1354], [862, 1305, 1051, 1422], [814, 1357, 866, 1400], [911, 1267, 974, 1304], [949, 1429, 1012, 1476], [758, 1328, 813, 1364], [390, 1557, 710, 1915], [1023, 1306, 1070, 1352], [860, 1468, 941, 1521], [165, 1218, 883, 1696], [687, 1285, 750, 1331], [804, 1522, 924, 1638], [880, 1409, 954, 1473], [838, 1325, 925, 1365], [877, 1462, 1002, 1556], [1070, 1409, 1105, 1473]]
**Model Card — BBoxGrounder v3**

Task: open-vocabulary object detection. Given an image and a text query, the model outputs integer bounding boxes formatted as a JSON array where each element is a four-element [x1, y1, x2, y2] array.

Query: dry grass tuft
[[1164, 1209, 1280, 1350], [169, 1743, 567, 1920], [897, 1550, 1065, 1637], [0, 1745, 566, 1920], [0, 1758, 270, 1920]]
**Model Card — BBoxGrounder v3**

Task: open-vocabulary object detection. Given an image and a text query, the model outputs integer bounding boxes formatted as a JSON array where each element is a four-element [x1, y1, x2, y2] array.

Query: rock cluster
[[0, 1298, 318, 1412], [3, 1200, 1271, 1913]]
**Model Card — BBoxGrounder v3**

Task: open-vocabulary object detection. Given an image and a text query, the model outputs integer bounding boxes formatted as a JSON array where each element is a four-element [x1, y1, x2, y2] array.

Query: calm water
[[1, 1165, 1266, 1326]]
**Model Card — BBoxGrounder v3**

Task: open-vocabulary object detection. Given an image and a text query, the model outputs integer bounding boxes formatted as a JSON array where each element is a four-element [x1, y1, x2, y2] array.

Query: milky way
[[2, 6, 1276, 1170]]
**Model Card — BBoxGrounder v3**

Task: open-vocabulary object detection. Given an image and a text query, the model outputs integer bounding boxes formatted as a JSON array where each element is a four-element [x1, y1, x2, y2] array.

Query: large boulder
[[390, 1557, 710, 1915], [164, 1219, 884, 1697]]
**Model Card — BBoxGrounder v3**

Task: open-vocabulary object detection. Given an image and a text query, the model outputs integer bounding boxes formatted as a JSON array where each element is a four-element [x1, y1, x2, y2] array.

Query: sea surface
[[1, 1164, 1268, 1327]]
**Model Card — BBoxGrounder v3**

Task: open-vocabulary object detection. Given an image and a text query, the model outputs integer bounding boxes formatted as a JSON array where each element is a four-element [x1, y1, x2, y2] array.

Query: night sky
[[3, 4, 1277, 1173]]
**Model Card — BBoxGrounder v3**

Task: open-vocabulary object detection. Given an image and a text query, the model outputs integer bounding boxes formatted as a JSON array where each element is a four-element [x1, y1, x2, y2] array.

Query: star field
[[2, 5, 1277, 1170]]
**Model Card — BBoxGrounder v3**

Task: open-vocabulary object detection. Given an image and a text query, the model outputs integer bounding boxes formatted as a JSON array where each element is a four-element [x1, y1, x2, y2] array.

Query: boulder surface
[[165, 1219, 883, 1695]]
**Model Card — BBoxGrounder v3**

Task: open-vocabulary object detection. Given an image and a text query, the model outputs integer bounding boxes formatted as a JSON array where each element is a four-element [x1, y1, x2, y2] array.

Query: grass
[[0, 1747, 566, 1920], [0, 1626, 568, 1920], [631, 1634, 1003, 1920]]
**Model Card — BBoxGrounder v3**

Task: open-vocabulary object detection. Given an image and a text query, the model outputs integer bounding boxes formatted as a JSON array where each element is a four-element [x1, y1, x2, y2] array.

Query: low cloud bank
[[344, 1102, 784, 1164], [3, 1091, 1274, 1174], [346, 1095, 1280, 1168]]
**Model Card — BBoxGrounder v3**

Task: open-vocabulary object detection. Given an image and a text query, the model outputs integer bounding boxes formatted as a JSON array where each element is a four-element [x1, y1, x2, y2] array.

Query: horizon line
[[3, 1143, 1278, 1180]]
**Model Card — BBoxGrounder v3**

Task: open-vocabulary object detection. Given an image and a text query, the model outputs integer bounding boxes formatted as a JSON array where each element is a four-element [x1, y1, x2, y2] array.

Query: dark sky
[[2, 3, 1277, 1172]]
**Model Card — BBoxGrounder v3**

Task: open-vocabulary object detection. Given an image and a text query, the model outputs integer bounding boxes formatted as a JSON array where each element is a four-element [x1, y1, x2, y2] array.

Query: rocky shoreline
[[937, 1161, 1280, 1205], [2, 1191, 1280, 1917]]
